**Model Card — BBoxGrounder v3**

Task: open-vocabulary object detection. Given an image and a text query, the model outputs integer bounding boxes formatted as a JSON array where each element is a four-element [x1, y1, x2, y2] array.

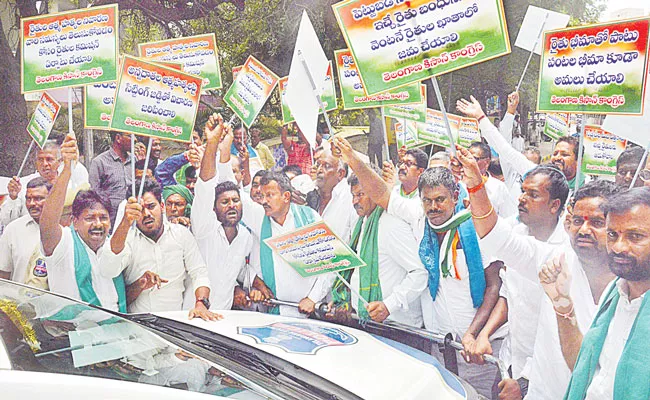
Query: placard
[[26, 92, 60, 148], [21, 4, 119, 93], [537, 17, 650, 115], [138, 33, 222, 90], [332, 0, 511, 95], [543, 113, 569, 140], [223, 55, 279, 128], [110, 55, 202, 142], [279, 62, 337, 125], [581, 125, 627, 176], [263, 222, 366, 278], [84, 81, 116, 129]]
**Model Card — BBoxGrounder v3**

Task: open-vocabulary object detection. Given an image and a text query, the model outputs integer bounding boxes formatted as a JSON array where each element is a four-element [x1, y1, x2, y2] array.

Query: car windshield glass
[[0, 281, 266, 399]]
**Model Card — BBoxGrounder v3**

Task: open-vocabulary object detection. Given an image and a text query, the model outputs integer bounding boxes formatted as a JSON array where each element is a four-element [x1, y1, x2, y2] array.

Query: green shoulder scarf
[[260, 204, 318, 314], [71, 226, 127, 313], [564, 278, 650, 400], [332, 207, 383, 319]]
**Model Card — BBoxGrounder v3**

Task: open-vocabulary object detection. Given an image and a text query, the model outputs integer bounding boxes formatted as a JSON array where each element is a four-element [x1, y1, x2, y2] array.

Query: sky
[[603, 0, 649, 20]]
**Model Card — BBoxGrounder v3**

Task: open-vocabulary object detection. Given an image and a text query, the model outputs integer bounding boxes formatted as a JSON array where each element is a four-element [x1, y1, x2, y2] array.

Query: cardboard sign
[[84, 81, 116, 129], [602, 87, 650, 146], [383, 97, 427, 123], [514, 6, 570, 55], [21, 4, 119, 93], [110, 55, 202, 142], [414, 109, 479, 148], [334, 49, 424, 110], [263, 221, 366, 278], [332, 0, 511, 95], [232, 65, 243, 81], [26, 92, 61, 148], [223, 55, 279, 128], [581, 125, 627, 176], [138, 33, 222, 90], [537, 17, 650, 115], [279, 62, 337, 125]]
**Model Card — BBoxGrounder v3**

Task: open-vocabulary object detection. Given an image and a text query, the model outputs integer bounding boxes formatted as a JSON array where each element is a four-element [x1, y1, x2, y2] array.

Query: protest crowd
[[2, 2, 650, 399]]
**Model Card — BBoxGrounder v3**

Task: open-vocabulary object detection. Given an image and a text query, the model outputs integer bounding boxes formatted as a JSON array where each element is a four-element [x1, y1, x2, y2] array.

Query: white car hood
[[154, 310, 468, 400]]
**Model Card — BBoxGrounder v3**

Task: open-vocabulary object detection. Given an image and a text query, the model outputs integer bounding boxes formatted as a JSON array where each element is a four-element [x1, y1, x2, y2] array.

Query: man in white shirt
[[2, 140, 89, 227], [466, 165, 570, 395], [457, 93, 587, 198], [99, 177, 219, 321], [40, 135, 122, 312], [468, 142, 517, 218], [210, 114, 333, 318], [455, 147, 619, 400], [541, 187, 650, 400], [0, 177, 52, 290], [329, 171, 427, 327], [313, 151, 357, 242], [333, 136, 502, 398], [192, 117, 273, 311]]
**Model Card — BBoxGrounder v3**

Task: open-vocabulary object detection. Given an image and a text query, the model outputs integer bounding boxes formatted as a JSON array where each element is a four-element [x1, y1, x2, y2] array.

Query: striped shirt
[[88, 147, 132, 228]]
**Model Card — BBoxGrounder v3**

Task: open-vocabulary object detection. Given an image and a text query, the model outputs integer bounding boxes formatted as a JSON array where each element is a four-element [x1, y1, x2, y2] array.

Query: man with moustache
[[329, 171, 427, 326], [614, 146, 644, 188], [0, 178, 52, 290], [40, 135, 126, 312], [250, 170, 269, 205], [457, 93, 587, 199], [2, 140, 89, 226], [455, 146, 619, 400], [213, 115, 332, 317], [540, 187, 650, 399], [312, 151, 357, 242], [333, 136, 501, 398], [193, 117, 273, 311], [162, 184, 194, 227], [98, 177, 219, 320]]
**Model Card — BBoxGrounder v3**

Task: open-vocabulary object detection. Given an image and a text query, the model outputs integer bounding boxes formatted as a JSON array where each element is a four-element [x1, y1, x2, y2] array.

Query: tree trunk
[[0, 16, 31, 177]]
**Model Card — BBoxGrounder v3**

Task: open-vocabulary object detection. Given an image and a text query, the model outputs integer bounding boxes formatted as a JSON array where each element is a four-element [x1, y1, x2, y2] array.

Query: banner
[[84, 81, 116, 129], [394, 119, 422, 149], [138, 33, 222, 90], [21, 4, 119, 93], [110, 55, 202, 142], [26, 92, 60, 148], [263, 221, 366, 278], [223, 55, 279, 128], [581, 125, 627, 176], [334, 49, 424, 109], [537, 17, 650, 115], [543, 113, 569, 140], [279, 62, 338, 125], [332, 0, 511, 95], [415, 109, 479, 148], [457, 115, 481, 148]]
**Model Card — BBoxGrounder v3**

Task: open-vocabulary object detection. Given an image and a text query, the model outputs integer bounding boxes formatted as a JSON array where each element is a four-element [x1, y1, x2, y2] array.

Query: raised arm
[[539, 253, 583, 371], [281, 125, 292, 152], [457, 94, 535, 177], [40, 135, 77, 256], [200, 113, 225, 182], [332, 136, 391, 209]]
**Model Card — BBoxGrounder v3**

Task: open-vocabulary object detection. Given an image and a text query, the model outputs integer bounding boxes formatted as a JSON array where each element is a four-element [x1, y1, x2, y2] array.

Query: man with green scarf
[[40, 135, 126, 313], [330, 171, 427, 326], [163, 184, 193, 227], [539, 187, 650, 400], [206, 113, 333, 318]]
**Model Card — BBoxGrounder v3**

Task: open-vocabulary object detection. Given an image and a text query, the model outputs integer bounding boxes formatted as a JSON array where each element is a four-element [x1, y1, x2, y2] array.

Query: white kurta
[[219, 161, 334, 318], [584, 279, 644, 400], [191, 175, 258, 311], [98, 220, 210, 313], [0, 214, 48, 289], [44, 226, 119, 311], [320, 178, 357, 243], [480, 218, 597, 400], [348, 211, 427, 327], [390, 185, 422, 238], [485, 176, 518, 218]]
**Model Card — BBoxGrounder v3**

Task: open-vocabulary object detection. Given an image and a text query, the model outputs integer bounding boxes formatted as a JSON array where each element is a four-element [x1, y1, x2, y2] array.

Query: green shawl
[[332, 207, 383, 319], [71, 226, 127, 313], [162, 184, 194, 217], [564, 278, 650, 400], [260, 204, 317, 314]]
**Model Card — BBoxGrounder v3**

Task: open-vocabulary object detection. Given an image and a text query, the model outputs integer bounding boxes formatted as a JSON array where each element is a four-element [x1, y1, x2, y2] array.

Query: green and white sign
[[26, 91, 61, 148], [84, 81, 116, 129]]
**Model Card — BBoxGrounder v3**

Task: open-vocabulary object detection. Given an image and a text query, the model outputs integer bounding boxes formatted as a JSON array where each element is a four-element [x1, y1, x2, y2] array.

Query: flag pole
[[297, 50, 334, 140], [516, 13, 549, 92], [430, 77, 457, 157], [629, 141, 650, 189], [574, 116, 586, 191], [380, 107, 390, 165], [16, 141, 36, 178], [137, 139, 152, 200]]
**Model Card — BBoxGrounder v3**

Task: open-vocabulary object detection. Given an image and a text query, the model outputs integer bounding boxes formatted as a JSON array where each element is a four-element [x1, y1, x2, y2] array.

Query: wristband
[[467, 176, 487, 194], [477, 115, 486, 123]]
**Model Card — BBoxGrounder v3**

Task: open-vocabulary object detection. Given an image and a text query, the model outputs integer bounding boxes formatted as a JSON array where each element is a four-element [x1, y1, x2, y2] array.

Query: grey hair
[[40, 140, 61, 158], [429, 151, 451, 164], [418, 167, 458, 196]]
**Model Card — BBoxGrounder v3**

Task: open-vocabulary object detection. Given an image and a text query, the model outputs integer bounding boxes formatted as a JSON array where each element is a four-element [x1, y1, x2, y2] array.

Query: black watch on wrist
[[196, 297, 211, 310]]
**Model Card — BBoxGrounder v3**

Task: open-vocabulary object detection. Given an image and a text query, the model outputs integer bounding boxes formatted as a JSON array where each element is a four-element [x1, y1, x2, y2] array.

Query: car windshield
[[0, 280, 267, 399]]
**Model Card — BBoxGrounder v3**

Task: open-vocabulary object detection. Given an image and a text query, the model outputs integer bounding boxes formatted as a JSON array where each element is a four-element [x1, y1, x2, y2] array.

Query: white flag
[[286, 10, 329, 148]]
